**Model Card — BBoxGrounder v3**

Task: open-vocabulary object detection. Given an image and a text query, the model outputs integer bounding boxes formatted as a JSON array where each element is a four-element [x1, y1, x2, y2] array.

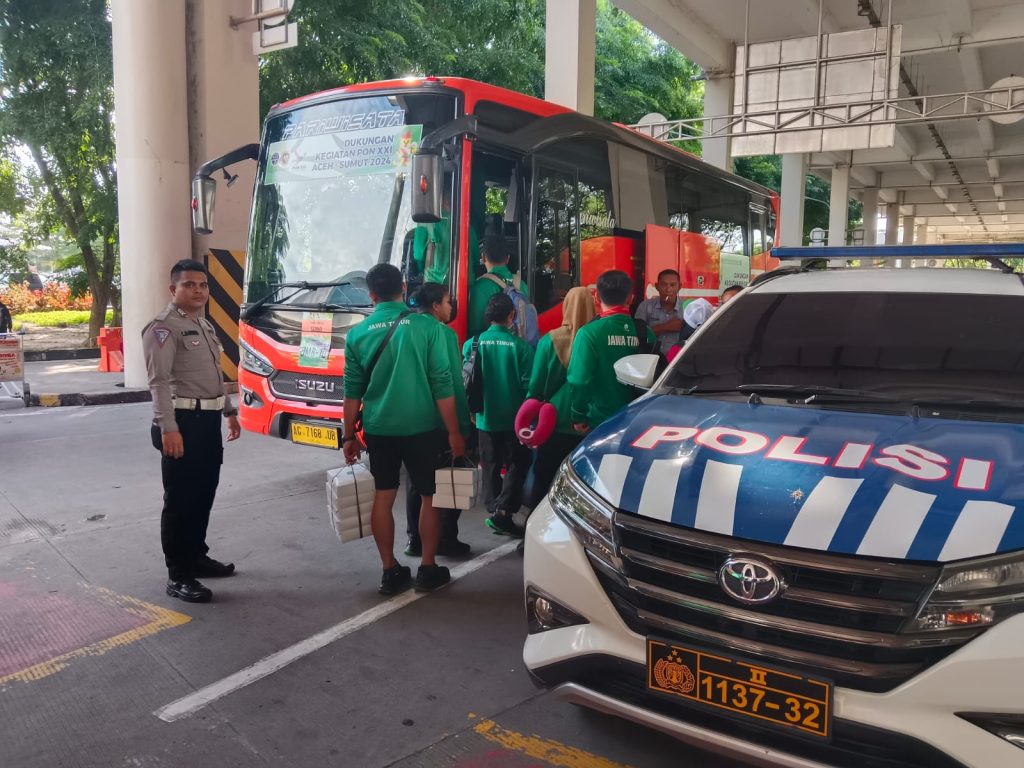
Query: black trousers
[[525, 432, 582, 511], [405, 431, 461, 543], [479, 430, 532, 516], [153, 409, 223, 581]]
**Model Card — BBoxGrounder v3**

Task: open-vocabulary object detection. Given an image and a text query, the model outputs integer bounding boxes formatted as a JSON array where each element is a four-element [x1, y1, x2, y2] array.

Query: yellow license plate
[[290, 422, 339, 449], [647, 639, 832, 739]]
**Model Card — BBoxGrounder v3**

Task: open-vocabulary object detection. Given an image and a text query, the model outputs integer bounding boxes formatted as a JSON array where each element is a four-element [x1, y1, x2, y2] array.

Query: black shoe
[[166, 579, 212, 603], [436, 538, 471, 557], [379, 563, 412, 596], [486, 513, 525, 539], [193, 556, 236, 578], [403, 538, 422, 557], [414, 564, 451, 592]]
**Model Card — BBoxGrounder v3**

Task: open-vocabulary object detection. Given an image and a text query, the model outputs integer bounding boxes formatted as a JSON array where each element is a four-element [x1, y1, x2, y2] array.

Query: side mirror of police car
[[615, 354, 661, 390]]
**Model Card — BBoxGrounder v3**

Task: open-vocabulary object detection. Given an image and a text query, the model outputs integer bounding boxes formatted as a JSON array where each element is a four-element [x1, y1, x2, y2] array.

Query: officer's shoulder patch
[[152, 327, 171, 346]]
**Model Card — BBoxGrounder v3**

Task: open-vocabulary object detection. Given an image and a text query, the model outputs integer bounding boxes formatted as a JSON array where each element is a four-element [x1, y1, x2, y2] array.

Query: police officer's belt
[[172, 396, 225, 411]]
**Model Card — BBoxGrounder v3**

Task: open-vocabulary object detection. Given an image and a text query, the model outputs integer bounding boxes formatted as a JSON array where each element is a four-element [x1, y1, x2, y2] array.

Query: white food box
[[326, 463, 376, 542]]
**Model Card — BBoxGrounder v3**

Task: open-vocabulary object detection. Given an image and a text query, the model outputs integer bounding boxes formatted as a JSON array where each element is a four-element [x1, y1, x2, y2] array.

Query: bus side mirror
[[411, 150, 443, 223], [614, 354, 661, 390], [192, 175, 216, 235]]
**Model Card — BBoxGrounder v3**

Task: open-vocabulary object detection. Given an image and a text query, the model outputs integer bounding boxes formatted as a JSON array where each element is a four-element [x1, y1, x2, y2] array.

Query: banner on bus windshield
[[265, 124, 422, 185]]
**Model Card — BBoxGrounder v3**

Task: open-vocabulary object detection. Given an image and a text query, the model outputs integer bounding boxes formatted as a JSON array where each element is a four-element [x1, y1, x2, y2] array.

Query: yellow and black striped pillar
[[203, 248, 245, 382]]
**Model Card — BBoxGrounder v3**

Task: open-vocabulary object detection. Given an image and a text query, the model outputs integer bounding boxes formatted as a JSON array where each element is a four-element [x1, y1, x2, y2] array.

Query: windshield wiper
[[735, 384, 899, 403], [317, 302, 372, 312], [242, 280, 355, 319]]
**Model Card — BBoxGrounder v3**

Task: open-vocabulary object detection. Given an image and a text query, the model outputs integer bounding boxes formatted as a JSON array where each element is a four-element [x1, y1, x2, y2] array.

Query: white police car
[[523, 253, 1024, 768]]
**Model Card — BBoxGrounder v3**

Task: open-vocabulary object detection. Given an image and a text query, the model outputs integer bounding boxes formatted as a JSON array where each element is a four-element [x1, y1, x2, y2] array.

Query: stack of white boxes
[[326, 463, 376, 543], [433, 462, 480, 510]]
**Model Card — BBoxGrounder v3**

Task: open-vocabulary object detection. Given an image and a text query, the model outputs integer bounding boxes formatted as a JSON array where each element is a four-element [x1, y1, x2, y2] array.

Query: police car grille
[[269, 372, 344, 403], [600, 512, 984, 693]]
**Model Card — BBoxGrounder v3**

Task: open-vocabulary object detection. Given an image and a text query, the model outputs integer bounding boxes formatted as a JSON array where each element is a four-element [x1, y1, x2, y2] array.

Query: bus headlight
[[909, 551, 1024, 632], [240, 339, 274, 377], [548, 460, 618, 567]]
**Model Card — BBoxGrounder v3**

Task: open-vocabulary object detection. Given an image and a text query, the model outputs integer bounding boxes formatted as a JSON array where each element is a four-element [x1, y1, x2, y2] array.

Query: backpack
[[462, 335, 485, 414], [481, 272, 539, 346]]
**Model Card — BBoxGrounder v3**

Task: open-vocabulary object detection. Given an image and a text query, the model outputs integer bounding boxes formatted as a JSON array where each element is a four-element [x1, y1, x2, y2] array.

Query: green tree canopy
[[0, 0, 117, 341]]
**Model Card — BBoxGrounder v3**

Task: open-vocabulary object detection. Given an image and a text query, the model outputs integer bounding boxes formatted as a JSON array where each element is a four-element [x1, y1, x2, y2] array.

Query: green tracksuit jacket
[[567, 312, 656, 428], [343, 301, 454, 436], [433, 317, 472, 435], [526, 334, 575, 436], [467, 266, 527, 337], [462, 324, 534, 432]]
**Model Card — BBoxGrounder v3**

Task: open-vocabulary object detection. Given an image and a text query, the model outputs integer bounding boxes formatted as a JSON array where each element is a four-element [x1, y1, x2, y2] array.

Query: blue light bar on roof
[[772, 244, 1024, 260]]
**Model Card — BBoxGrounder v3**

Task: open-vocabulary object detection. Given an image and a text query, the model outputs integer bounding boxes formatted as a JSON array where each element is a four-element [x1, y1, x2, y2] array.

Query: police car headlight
[[240, 340, 274, 377], [909, 551, 1024, 632], [549, 460, 617, 565]]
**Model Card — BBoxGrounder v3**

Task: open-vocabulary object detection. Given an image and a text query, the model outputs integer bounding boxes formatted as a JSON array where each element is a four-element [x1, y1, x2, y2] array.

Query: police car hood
[[570, 395, 1024, 562]]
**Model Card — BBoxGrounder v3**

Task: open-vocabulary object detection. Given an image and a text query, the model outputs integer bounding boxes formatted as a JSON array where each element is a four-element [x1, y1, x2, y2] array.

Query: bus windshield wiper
[[734, 384, 899, 403], [242, 280, 355, 318]]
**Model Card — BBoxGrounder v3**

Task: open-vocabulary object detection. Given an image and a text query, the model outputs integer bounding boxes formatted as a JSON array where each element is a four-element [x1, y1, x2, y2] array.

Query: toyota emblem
[[718, 556, 784, 604]]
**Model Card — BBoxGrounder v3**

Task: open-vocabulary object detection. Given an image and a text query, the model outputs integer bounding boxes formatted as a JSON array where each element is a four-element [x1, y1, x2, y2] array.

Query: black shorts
[[363, 431, 442, 495]]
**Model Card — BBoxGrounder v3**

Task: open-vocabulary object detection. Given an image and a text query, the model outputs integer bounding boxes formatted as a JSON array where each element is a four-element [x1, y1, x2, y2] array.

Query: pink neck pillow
[[515, 398, 558, 447]]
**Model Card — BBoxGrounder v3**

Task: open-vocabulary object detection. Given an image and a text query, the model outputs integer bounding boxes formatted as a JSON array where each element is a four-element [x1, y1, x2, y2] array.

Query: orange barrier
[[98, 327, 124, 373]]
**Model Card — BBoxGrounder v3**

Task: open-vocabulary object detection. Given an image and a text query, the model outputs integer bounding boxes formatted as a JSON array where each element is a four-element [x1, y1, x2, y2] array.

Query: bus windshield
[[245, 92, 458, 310]]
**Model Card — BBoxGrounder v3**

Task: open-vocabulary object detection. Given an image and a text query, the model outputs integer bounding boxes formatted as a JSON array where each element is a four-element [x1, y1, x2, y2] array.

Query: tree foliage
[[733, 155, 863, 243], [0, 0, 117, 342]]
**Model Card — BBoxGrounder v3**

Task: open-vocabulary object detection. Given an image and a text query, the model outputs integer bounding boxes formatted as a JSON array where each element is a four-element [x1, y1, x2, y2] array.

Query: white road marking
[[153, 540, 519, 723]]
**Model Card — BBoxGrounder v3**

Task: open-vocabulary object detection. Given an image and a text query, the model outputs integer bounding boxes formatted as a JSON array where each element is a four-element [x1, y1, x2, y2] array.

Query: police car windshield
[[244, 91, 458, 310], [662, 290, 1024, 405]]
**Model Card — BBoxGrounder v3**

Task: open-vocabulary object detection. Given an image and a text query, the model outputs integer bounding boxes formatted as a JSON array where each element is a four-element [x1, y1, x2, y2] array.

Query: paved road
[[0, 403, 736, 768]]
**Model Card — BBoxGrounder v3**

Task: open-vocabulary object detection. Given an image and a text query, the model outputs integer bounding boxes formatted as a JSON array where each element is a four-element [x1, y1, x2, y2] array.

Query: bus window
[[533, 166, 577, 314], [470, 149, 522, 278]]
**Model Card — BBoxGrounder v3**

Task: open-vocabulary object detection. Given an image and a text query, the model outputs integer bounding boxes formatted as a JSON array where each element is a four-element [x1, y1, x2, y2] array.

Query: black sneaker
[[414, 564, 451, 592], [379, 563, 412, 596], [166, 579, 213, 603], [403, 538, 422, 557], [436, 538, 471, 557], [486, 513, 525, 538], [193, 556, 236, 578]]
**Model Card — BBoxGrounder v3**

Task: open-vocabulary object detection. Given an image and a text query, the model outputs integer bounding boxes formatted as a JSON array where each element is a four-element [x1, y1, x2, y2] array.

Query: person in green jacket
[[523, 286, 596, 511], [568, 270, 656, 433], [343, 264, 465, 595], [462, 293, 534, 537], [467, 234, 527, 337], [403, 282, 472, 558]]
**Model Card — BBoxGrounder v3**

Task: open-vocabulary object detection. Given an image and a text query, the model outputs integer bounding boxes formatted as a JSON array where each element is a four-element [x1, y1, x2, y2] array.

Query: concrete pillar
[[901, 214, 915, 245], [883, 203, 899, 245], [703, 77, 733, 171], [545, 0, 596, 115], [779, 153, 807, 246], [915, 221, 927, 245], [828, 165, 850, 246], [112, 0, 191, 388], [187, 0, 259, 263], [861, 188, 879, 247]]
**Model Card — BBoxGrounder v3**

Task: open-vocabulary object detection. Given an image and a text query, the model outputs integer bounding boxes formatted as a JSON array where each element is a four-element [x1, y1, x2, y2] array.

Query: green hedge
[[12, 310, 114, 329]]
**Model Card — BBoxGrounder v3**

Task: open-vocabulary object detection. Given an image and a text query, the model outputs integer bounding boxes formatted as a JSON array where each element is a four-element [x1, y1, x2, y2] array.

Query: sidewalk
[[17, 358, 151, 408]]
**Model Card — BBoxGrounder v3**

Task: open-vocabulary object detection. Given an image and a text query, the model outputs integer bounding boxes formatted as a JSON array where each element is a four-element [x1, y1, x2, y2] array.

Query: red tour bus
[[191, 77, 779, 449]]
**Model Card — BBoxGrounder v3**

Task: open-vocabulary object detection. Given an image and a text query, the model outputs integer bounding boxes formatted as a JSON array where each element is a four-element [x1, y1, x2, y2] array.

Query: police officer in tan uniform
[[144, 259, 241, 603]]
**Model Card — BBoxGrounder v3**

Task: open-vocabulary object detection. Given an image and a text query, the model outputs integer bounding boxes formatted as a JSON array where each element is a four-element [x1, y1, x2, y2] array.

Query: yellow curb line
[[473, 718, 634, 768]]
